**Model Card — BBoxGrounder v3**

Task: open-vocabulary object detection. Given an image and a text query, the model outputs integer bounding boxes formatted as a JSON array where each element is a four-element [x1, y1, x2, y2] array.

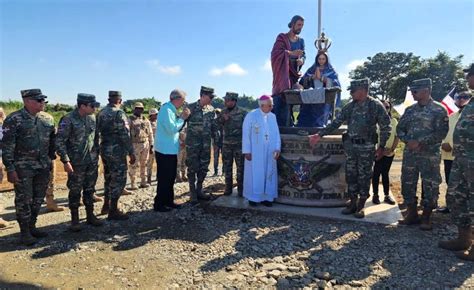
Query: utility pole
[[318, 0, 322, 37]]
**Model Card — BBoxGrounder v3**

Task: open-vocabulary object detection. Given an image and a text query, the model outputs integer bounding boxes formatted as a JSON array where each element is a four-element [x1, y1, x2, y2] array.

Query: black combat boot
[[29, 211, 48, 238], [439, 226, 472, 251], [70, 208, 81, 232], [341, 196, 358, 215], [86, 205, 103, 227], [353, 198, 367, 219], [100, 196, 110, 215], [398, 203, 421, 225], [19, 220, 37, 246], [419, 207, 433, 231], [107, 198, 129, 221]]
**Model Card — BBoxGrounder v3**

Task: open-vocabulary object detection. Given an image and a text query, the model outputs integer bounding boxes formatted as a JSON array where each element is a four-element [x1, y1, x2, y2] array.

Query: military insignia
[[278, 155, 341, 193]]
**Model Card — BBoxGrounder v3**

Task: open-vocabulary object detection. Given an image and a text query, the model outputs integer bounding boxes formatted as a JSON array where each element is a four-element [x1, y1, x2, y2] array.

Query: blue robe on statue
[[297, 61, 341, 127]]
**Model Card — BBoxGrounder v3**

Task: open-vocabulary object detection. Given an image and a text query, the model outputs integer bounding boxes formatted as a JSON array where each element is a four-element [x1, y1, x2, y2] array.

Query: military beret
[[408, 78, 432, 91], [200, 86, 216, 98], [347, 78, 369, 91], [77, 93, 100, 107], [463, 63, 474, 76], [108, 90, 122, 98], [134, 102, 144, 108], [224, 92, 238, 100], [149, 108, 158, 115], [21, 88, 47, 99]]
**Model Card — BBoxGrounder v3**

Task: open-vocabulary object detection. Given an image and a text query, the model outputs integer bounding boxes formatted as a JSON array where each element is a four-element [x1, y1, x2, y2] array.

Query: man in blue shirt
[[153, 89, 190, 212]]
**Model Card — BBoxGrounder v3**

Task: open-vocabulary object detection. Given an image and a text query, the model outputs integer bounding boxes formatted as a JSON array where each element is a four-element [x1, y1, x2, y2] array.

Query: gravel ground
[[0, 165, 472, 288]]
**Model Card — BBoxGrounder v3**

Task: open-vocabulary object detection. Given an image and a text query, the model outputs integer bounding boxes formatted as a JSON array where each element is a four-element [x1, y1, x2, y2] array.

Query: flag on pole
[[393, 88, 415, 116], [440, 87, 459, 116]]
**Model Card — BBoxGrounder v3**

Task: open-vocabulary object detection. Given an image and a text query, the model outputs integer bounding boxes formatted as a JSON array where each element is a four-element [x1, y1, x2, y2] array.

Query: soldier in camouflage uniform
[[176, 126, 187, 182], [97, 91, 136, 220], [185, 86, 218, 202], [147, 108, 158, 184], [128, 102, 154, 189], [438, 64, 474, 261], [212, 108, 224, 176], [0, 107, 10, 229], [217, 92, 247, 196], [2, 89, 56, 245], [56, 93, 103, 231], [309, 79, 391, 218], [397, 78, 449, 230]]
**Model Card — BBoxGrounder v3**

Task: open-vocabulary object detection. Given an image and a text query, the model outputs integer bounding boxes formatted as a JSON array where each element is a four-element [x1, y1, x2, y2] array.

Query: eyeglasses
[[35, 98, 47, 103]]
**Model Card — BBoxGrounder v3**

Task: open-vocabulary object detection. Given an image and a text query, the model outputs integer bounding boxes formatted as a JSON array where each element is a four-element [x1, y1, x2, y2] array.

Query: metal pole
[[318, 0, 322, 36]]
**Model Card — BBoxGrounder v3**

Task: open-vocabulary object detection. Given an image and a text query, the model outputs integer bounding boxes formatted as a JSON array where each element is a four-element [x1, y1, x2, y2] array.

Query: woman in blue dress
[[297, 52, 341, 127]]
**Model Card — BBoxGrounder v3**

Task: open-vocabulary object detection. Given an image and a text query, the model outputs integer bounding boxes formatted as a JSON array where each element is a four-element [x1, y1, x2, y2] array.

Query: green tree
[[388, 51, 465, 103], [350, 52, 421, 100]]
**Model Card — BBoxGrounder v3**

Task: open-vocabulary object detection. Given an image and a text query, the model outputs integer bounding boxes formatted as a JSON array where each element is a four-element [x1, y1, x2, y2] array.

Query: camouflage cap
[[108, 90, 122, 98], [463, 63, 474, 76], [224, 92, 238, 100], [21, 88, 47, 99], [347, 78, 369, 91], [408, 78, 432, 91], [134, 102, 144, 109], [77, 93, 100, 107], [200, 86, 216, 98], [149, 108, 158, 115]]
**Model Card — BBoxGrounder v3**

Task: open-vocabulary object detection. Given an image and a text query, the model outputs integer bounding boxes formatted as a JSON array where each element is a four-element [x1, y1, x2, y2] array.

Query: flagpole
[[318, 0, 322, 36]]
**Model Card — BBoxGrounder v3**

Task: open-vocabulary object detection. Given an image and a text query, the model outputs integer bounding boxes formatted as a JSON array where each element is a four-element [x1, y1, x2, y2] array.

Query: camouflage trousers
[[46, 161, 56, 198], [129, 142, 150, 185], [213, 144, 223, 174], [147, 149, 156, 182], [67, 162, 99, 209], [177, 146, 187, 176], [186, 141, 211, 200], [102, 153, 128, 200], [345, 143, 375, 199], [222, 143, 244, 195], [14, 167, 51, 223], [446, 156, 474, 228], [186, 142, 211, 180], [401, 150, 441, 209]]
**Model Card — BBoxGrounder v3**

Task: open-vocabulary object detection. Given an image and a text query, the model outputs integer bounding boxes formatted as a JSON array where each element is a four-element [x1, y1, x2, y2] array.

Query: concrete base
[[211, 187, 402, 225]]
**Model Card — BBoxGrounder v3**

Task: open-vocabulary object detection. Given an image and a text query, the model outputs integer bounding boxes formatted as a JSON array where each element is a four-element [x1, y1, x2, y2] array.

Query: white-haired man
[[242, 95, 281, 207]]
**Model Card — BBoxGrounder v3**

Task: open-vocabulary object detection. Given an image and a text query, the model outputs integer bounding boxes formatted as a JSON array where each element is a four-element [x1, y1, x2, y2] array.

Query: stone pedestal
[[276, 133, 348, 207]]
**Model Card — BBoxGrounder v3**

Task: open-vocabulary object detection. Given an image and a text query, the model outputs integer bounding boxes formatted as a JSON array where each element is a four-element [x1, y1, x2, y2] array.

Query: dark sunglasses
[[35, 98, 47, 103]]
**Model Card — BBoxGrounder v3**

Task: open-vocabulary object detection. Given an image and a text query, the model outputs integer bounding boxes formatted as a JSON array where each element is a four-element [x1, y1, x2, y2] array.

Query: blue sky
[[1, 0, 473, 105]]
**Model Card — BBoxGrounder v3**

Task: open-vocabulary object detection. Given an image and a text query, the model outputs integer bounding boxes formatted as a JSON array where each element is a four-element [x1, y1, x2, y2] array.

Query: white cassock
[[242, 109, 281, 202]]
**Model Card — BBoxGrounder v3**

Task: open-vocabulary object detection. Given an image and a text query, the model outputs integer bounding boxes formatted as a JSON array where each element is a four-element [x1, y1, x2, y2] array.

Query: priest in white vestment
[[242, 95, 281, 207]]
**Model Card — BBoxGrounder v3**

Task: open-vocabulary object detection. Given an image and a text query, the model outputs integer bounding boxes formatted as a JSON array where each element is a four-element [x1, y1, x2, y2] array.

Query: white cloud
[[210, 63, 248, 76], [146, 59, 182, 75], [261, 59, 272, 71], [346, 59, 365, 71]]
